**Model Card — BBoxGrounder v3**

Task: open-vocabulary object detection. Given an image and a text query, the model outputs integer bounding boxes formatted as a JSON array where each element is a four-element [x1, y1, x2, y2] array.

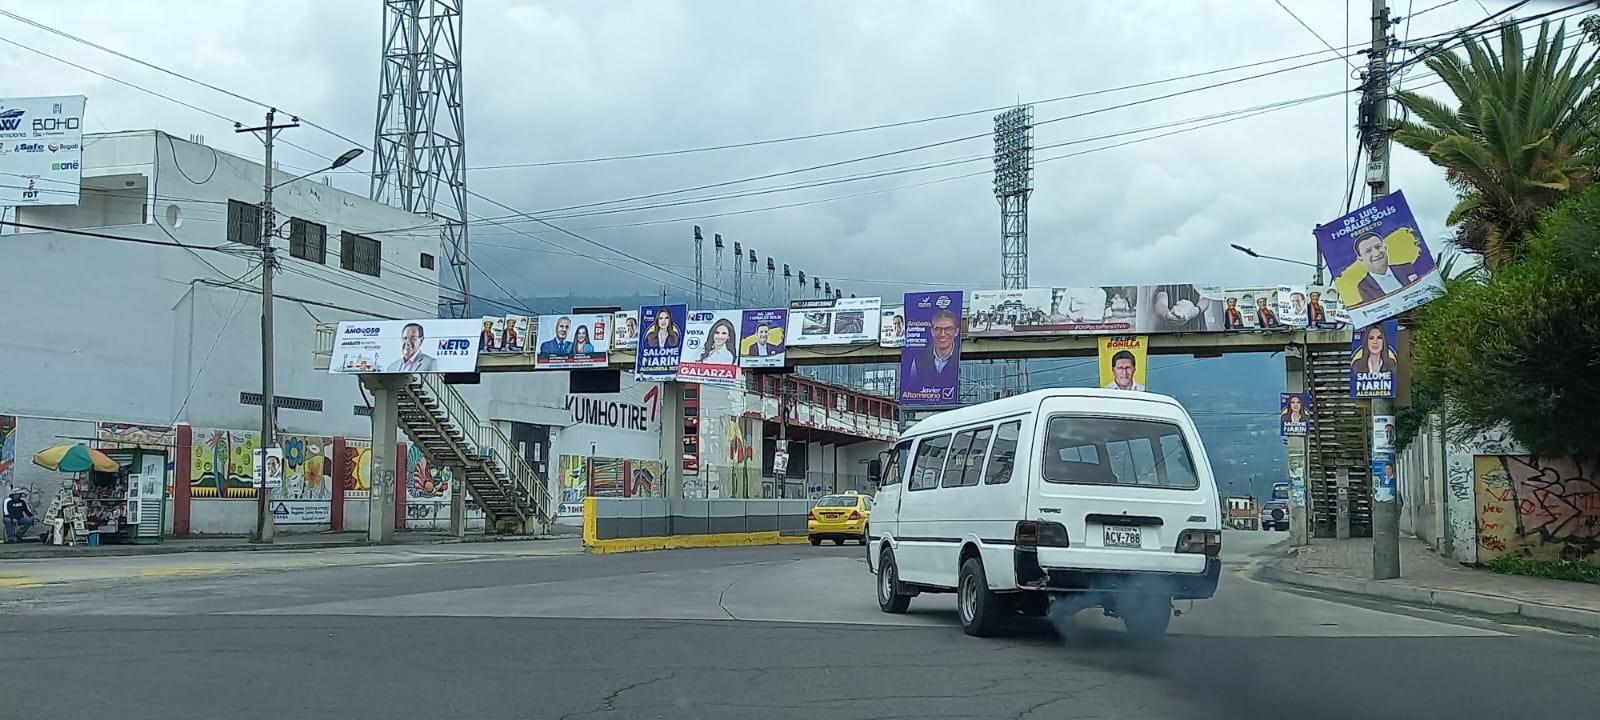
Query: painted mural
[[0, 414, 16, 489], [190, 429, 262, 498], [558, 454, 663, 506], [277, 435, 333, 501], [406, 444, 453, 502], [1475, 454, 1600, 563], [97, 422, 177, 495], [345, 440, 372, 498]]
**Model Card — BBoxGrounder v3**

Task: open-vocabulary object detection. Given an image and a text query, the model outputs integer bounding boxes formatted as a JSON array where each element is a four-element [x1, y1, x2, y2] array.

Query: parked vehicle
[[1260, 482, 1291, 531], [865, 388, 1222, 639]]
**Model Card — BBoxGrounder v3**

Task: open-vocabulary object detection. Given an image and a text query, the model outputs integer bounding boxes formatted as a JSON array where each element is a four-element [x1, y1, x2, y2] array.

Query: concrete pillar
[[1285, 349, 1310, 547], [659, 382, 685, 499], [1336, 466, 1352, 539], [365, 375, 403, 544], [449, 463, 466, 538]]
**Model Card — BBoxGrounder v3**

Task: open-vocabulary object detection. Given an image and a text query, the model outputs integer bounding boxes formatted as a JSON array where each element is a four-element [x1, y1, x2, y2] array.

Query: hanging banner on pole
[[1313, 190, 1444, 326], [1280, 393, 1311, 437], [1349, 319, 1399, 398]]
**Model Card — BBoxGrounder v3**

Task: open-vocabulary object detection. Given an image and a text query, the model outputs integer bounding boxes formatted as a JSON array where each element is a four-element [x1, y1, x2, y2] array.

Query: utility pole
[[775, 379, 791, 499], [237, 108, 298, 545], [1363, 0, 1400, 580]]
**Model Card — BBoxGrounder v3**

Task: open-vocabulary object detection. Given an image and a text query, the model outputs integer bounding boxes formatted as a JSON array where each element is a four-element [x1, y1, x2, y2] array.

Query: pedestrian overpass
[[312, 323, 1366, 543]]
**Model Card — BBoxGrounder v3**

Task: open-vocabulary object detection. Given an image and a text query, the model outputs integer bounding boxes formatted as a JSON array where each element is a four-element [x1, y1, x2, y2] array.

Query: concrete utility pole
[[1363, 0, 1400, 580]]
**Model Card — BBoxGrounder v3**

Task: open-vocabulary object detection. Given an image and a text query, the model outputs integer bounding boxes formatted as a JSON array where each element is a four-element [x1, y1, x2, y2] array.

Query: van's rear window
[[1042, 416, 1200, 489]]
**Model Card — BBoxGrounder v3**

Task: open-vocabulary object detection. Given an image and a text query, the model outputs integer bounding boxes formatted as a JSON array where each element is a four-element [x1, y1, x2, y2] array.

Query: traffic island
[[582, 497, 813, 554]]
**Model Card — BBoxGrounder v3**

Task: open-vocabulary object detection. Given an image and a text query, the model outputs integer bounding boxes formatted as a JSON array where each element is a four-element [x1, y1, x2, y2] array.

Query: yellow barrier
[[581, 497, 811, 554]]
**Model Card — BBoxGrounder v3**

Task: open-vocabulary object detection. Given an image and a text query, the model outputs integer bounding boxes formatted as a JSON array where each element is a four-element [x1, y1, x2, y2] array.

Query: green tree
[[1392, 19, 1600, 271], [1411, 187, 1600, 461]]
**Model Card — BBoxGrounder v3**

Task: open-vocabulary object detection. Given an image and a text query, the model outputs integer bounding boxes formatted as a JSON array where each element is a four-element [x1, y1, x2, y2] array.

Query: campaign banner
[[1098, 335, 1148, 391], [787, 296, 882, 345], [1276, 285, 1310, 329], [1349, 319, 1399, 398], [1314, 190, 1444, 327], [899, 291, 963, 407], [1372, 452, 1397, 502], [679, 309, 741, 384], [330, 318, 481, 374], [611, 310, 640, 350], [879, 306, 905, 347], [0, 95, 86, 208], [1308, 285, 1351, 329], [738, 309, 787, 369], [1135, 284, 1225, 333], [502, 314, 530, 352], [1221, 287, 1281, 330], [477, 316, 504, 353], [636, 304, 686, 381], [1280, 393, 1311, 437], [968, 286, 1138, 337], [534, 313, 611, 369], [1372, 414, 1397, 455]]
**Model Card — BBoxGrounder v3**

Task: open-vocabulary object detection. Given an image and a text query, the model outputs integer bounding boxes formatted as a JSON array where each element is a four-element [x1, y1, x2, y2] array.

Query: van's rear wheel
[[958, 558, 1004, 637], [877, 548, 911, 614], [1119, 596, 1173, 640]]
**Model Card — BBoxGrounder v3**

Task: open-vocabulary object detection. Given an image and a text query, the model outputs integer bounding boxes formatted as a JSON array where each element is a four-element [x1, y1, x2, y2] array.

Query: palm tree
[[1392, 19, 1600, 271]]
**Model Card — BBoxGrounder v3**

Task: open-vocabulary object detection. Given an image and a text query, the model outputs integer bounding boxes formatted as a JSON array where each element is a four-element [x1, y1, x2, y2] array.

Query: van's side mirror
[[867, 459, 882, 483]]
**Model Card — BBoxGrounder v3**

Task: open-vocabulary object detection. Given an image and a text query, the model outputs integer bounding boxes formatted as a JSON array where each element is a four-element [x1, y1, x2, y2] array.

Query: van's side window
[[881, 440, 912, 487], [983, 421, 1020, 485], [909, 433, 952, 491], [942, 426, 992, 488], [959, 426, 993, 487]]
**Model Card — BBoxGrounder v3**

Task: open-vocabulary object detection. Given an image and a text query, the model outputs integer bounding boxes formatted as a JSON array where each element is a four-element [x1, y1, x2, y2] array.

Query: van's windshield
[[1042, 415, 1200, 489]]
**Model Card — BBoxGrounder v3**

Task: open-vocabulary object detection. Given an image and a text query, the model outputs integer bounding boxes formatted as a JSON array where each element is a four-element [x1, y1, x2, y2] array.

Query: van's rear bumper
[[1021, 555, 1221, 600]]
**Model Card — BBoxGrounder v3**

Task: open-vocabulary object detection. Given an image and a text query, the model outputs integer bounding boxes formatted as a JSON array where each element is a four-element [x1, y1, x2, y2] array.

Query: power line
[[1274, 0, 1362, 69]]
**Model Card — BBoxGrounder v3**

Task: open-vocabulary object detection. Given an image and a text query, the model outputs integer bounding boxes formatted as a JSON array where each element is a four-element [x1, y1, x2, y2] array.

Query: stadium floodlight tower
[[993, 105, 1035, 398], [371, 0, 470, 317]]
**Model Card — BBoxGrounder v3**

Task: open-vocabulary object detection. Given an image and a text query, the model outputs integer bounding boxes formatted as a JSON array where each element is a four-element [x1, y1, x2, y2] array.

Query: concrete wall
[[587, 496, 814, 548], [1473, 454, 1600, 565]]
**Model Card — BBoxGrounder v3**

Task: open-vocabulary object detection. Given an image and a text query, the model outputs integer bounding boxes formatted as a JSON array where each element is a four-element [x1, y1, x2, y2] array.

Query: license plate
[[1103, 525, 1141, 548]]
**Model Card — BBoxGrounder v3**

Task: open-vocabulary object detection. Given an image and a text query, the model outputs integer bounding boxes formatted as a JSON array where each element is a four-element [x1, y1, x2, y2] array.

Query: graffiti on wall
[[558, 454, 663, 507], [0, 415, 15, 489], [345, 440, 372, 498], [1474, 455, 1600, 562]]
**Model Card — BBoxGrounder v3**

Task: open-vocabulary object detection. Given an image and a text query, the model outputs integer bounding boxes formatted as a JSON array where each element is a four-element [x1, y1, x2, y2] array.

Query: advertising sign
[[678, 309, 741, 385], [787, 296, 882, 345], [1098, 336, 1148, 391], [534, 313, 611, 369], [0, 95, 86, 208], [1136, 284, 1224, 333], [269, 500, 331, 525], [611, 310, 640, 350], [968, 287, 1138, 337], [635, 304, 686, 381], [1349, 319, 1399, 398], [738, 308, 787, 369], [899, 291, 963, 407], [330, 318, 481, 374], [1280, 393, 1311, 437], [1314, 190, 1444, 326], [879, 306, 905, 347]]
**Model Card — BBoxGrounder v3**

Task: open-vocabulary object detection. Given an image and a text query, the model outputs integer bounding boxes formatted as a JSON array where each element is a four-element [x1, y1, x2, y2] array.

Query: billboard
[[968, 287, 1138, 337], [1135, 284, 1225, 333], [787, 296, 881, 345], [738, 308, 787, 369], [679, 309, 741, 385], [0, 95, 86, 208], [1314, 190, 1444, 326], [899, 291, 963, 407], [535, 313, 611, 369], [1349, 319, 1399, 398], [611, 309, 640, 350], [1280, 392, 1311, 437], [478, 314, 530, 354], [329, 319, 481, 374], [879, 306, 905, 347], [635, 304, 686, 381], [1098, 336, 1148, 391]]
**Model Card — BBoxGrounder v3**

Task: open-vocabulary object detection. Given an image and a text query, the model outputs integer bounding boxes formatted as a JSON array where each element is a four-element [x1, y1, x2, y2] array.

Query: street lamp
[[1229, 243, 1323, 285], [272, 148, 364, 189]]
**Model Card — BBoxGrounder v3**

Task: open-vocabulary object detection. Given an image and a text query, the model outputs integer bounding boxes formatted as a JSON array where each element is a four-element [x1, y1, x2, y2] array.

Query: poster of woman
[[1349, 319, 1399, 398], [678, 309, 741, 385], [1280, 393, 1311, 437], [534, 313, 611, 369], [635, 304, 686, 381]]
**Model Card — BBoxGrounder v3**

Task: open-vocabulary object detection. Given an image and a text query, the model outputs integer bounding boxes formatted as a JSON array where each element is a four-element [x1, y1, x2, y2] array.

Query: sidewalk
[[0, 528, 579, 560], [1258, 536, 1600, 632]]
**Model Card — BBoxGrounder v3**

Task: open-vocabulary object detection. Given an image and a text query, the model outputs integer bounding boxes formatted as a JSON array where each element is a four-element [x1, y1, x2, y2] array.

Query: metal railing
[[414, 373, 552, 523], [313, 322, 336, 357]]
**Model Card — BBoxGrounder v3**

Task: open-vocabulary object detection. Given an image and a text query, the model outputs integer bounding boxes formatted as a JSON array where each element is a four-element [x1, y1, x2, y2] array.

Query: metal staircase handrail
[[415, 373, 552, 522]]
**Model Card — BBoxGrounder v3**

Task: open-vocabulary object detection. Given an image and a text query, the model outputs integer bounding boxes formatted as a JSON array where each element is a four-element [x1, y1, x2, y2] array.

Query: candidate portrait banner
[[1349, 319, 1399, 398], [1372, 452, 1397, 503], [1098, 336, 1148, 391], [534, 313, 611, 369], [611, 310, 640, 350], [679, 309, 741, 384], [1372, 414, 1397, 455], [899, 291, 963, 407], [879, 306, 905, 348], [1280, 392, 1312, 437], [1314, 190, 1444, 327], [330, 318, 481, 374], [738, 308, 787, 369], [635, 304, 686, 381]]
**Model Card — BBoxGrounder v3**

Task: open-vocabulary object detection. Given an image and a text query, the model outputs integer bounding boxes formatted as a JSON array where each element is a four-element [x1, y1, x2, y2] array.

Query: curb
[[0, 533, 573, 560], [1256, 563, 1600, 633]]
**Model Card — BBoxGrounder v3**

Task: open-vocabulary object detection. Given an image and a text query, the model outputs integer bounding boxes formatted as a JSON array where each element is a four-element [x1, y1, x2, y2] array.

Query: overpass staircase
[[390, 373, 550, 533]]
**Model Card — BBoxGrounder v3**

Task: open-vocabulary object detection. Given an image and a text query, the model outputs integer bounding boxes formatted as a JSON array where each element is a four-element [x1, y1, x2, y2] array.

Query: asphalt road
[[2, 530, 1596, 720]]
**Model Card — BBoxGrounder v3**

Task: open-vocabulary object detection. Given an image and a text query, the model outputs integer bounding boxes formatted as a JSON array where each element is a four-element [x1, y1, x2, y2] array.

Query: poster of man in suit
[[899, 290, 963, 408], [1313, 190, 1444, 327]]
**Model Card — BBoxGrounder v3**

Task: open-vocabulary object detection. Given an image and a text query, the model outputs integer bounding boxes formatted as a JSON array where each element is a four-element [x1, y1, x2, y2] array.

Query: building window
[[340, 231, 382, 277], [289, 218, 327, 264], [227, 199, 262, 245], [419, 252, 435, 270]]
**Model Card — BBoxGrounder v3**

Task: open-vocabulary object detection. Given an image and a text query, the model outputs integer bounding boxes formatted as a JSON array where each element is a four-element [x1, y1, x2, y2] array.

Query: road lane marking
[[0, 577, 42, 589]]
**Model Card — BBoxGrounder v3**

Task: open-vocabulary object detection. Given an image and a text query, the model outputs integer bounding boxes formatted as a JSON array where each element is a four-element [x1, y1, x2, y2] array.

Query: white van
[[865, 388, 1222, 638]]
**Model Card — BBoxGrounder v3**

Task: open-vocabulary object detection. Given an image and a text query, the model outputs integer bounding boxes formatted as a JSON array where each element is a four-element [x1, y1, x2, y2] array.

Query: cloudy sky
[[0, 0, 1579, 308]]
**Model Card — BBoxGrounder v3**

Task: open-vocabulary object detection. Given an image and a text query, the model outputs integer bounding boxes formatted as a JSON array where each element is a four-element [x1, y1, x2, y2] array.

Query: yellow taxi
[[807, 491, 872, 546]]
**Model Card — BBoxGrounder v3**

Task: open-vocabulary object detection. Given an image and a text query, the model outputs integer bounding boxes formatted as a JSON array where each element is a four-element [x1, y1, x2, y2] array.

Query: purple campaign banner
[[635, 304, 687, 381], [1280, 392, 1311, 437], [739, 308, 787, 369], [1349, 319, 1399, 398], [1313, 190, 1444, 326], [899, 290, 963, 407]]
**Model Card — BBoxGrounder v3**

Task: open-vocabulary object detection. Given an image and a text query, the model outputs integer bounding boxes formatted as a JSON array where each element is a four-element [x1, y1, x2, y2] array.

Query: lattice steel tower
[[994, 105, 1034, 397], [371, 0, 470, 317]]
